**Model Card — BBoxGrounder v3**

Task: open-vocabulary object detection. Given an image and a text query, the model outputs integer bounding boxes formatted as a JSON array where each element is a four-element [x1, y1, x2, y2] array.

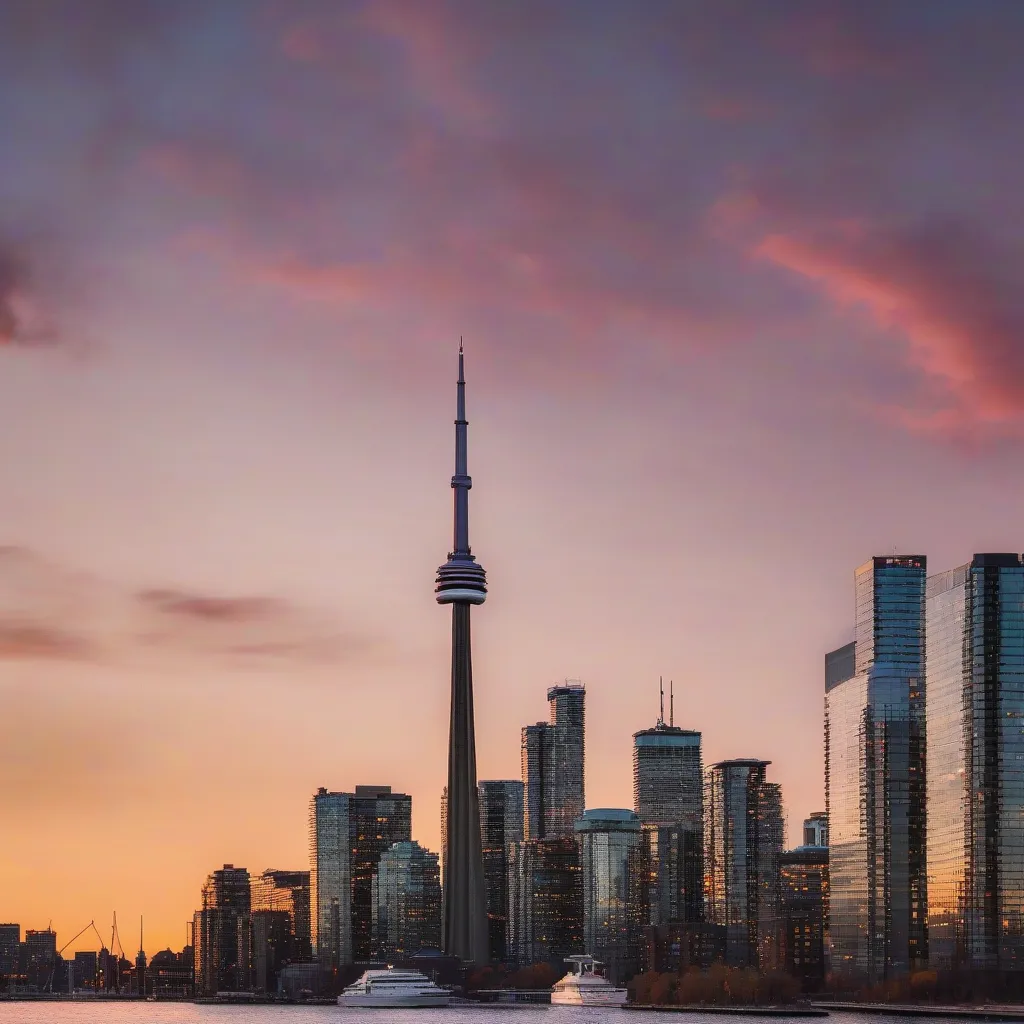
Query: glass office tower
[[479, 780, 524, 963], [633, 713, 703, 929], [193, 864, 251, 996], [522, 682, 586, 841], [576, 808, 645, 984], [826, 556, 928, 982], [704, 760, 784, 970], [927, 554, 1024, 972], [309, 785, 412, 969], [507, 836, 583, 967], [372, 841, 442, 959]]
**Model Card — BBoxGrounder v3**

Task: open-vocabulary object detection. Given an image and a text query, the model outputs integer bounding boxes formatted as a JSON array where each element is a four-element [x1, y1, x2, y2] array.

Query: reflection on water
[[0, 1006, 987, 1024]]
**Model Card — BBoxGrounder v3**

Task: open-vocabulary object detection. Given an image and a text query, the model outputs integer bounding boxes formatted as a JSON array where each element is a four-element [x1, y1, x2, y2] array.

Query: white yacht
[[550, 955, 628, 1007], [338, 967, 451, 1008]]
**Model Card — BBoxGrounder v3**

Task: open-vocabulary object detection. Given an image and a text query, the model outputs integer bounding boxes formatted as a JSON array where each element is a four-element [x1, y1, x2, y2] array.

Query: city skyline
[[3, 0, 1024, 958]]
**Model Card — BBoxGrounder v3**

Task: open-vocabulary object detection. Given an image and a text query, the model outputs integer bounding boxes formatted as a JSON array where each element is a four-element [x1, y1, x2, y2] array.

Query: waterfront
[[0, 1007, 1018, 1024]]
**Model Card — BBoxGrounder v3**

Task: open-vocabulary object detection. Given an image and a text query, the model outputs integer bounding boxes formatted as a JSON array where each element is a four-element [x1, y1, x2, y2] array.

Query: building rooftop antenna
[[670, 679, 674, 727], [658, 675, 664, 726]]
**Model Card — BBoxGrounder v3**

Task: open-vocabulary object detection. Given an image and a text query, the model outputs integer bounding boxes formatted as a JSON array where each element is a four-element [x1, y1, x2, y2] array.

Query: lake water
[[0, 1007, 979, 1024]]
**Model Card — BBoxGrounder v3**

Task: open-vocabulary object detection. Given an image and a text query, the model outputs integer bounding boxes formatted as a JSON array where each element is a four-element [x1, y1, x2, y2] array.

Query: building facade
[[803, 812, 828, 849], [251, 869, 311, 960], [372, 841, 443, 959], [704, 760, 784, 970], [479, 780, 524, 963], [778, 845, 829, 991], [309, 786, 411, 970], [0, 924, 18, 978], [576, 808, 645, 985], [194, 864, 251, 995], [633, 710, 704, 932], [826, 556, 928, 982], [507, 836, 583, 967], [927, 554, 1024, 972]]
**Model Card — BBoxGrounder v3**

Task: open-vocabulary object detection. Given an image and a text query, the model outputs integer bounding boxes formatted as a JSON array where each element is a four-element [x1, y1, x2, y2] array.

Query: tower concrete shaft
[[436, 344, 488, 964]]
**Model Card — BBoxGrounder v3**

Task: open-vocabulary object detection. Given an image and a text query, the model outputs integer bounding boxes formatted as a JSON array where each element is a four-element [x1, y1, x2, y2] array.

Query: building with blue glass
[[927, 554, 1024, 973], [826, 556, 928, 982]]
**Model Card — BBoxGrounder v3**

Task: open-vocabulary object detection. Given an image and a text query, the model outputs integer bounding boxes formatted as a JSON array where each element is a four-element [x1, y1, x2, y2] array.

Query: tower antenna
[[658, 676, 664, 726], [670, 679, 674, 727]]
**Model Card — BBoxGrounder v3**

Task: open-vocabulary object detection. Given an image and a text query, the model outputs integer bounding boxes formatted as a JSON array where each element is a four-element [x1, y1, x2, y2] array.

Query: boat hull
[[551, 988, 627, 1007], [338, 992, 451, 1008]]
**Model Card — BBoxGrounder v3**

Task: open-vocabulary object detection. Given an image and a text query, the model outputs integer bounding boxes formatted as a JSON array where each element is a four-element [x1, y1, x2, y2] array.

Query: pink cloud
[[756, 220, 1024, 434]]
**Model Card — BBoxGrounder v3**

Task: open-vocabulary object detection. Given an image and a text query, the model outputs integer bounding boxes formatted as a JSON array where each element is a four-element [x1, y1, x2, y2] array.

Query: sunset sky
[[2, 0, 1023, 956]]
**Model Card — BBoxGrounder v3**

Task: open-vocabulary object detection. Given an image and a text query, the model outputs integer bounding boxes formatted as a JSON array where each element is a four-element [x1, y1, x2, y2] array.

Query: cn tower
[[435, 342, 489, 963]]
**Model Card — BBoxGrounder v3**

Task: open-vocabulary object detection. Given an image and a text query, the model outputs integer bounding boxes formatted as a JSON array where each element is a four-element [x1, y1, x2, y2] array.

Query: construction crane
[[45, 920, 106, 993], [109, 911, 128, 992]]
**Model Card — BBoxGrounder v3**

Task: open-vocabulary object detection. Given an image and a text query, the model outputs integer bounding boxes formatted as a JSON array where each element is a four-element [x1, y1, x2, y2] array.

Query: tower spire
[[436, 343, 486, 604], [670, 680, 674, 727], [658, 676, 664, 726]]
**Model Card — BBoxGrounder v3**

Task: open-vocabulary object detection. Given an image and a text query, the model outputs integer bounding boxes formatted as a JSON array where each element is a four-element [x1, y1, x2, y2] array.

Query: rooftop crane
[[45, 920, 106, 993]]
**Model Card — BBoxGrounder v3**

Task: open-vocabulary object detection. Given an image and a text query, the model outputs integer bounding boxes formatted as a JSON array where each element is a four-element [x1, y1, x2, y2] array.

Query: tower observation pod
[[435, 342, 489, 966]]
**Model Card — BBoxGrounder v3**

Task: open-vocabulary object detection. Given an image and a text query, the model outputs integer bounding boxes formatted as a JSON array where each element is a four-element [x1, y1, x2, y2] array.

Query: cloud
[[756, 218, 1024, 436], [0, 620, 95, 661], [0, 240, 59, 348], [0, 547, 378, 668], [138, 589, 284, 623]]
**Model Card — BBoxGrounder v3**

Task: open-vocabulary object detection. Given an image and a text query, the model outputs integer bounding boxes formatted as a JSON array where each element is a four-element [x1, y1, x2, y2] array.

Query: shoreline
[[814, 1003, 1024, 1020], [628, 1005, 829, 1016]]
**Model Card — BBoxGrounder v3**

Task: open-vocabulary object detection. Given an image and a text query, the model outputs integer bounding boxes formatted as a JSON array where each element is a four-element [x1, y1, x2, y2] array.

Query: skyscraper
[[0, 924, 18, 978], [507, 836, 583, 967], [435, 344, 489, 964], [547, 682, 585, 834], [479, 780, 525, 963], [521, 682, 586, 840], [576, 808, 646, 984], [252, 869, 311, 960], [927, 554, 1024, 972], [826, 556, 928, 982], [308, 786, 412, 969], [778, 845, 829, 991], [372, 841, 443, 959], [633, 683, 704, 930], [521, 723, 550, 841], [704, 760, 784, 969], [193, 864, 251, 995]]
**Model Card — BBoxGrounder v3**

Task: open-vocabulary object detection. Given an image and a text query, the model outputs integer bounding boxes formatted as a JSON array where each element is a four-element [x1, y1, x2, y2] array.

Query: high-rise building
[[803, 812, 828, 849], [508, 836, 583, 967], [576, 808, 645, 984], [779, 845, 829, 991], [435, 344, 489, 964], [251, 869, 311, 960], [251, 910, 292, 993], [547, 683, 585, 835], [309, 786, 412, 969], [826, 556, 928, 982], [0, 924, 18, 977], [193, 864, 251, 995], [522, 682, 586, 840], [927, 554, 1024, 972], [479, 780, 524, 963], [522, 722, 550, 841], [633, 682, 704, 931], [372, 841, 443, 959], [704, 759, 784, 970]]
